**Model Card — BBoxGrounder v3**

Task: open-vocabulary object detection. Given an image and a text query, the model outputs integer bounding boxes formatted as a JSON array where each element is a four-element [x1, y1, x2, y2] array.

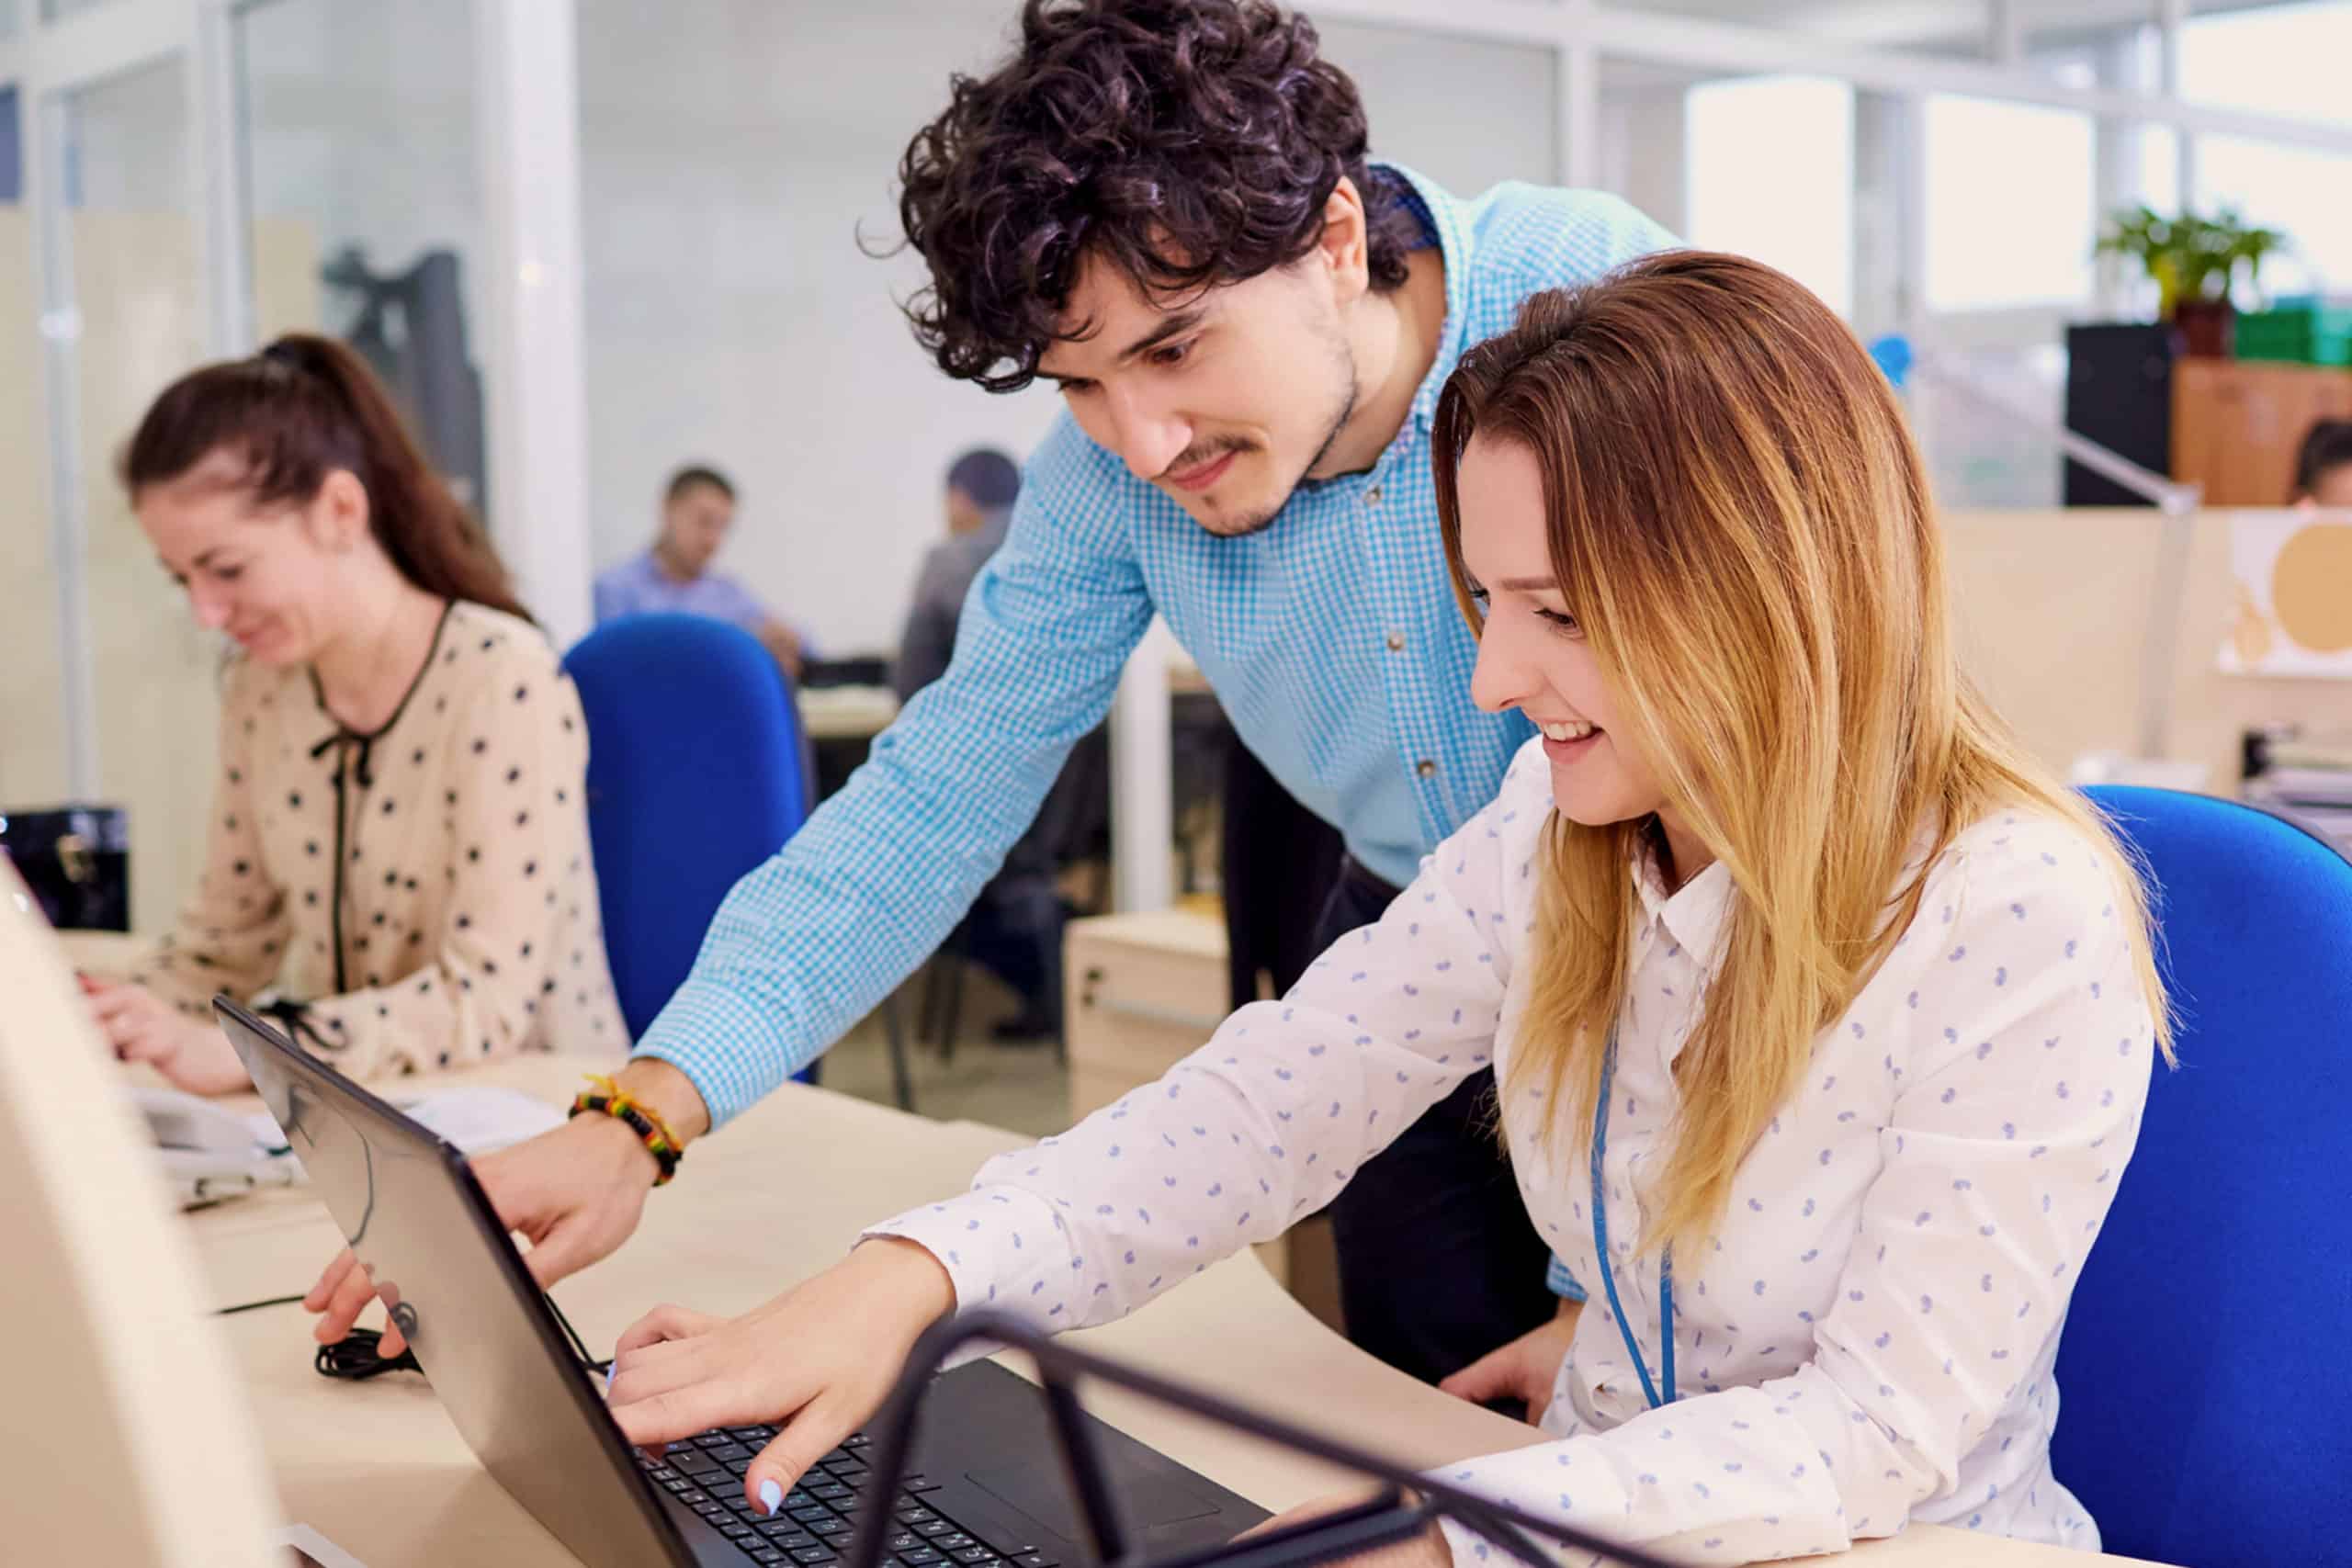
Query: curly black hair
[[891, 0, 1419, 392]]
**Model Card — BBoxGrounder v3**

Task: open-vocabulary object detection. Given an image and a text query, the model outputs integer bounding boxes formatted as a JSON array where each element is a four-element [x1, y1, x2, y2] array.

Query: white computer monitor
[[0, 861, 282, 1566]]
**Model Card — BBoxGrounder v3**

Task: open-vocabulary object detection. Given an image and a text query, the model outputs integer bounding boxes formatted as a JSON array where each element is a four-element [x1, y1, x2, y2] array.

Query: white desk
[[179, 1059, 2164, 1567]]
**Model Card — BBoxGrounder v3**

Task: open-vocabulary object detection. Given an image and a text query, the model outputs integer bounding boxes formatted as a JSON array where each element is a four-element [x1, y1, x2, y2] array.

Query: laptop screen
[[218, 999, 692, 1568]]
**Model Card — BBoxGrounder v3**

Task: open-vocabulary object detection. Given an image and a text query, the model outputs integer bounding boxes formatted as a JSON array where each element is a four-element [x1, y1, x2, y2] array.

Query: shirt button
[[1415, 759, 1436, 780], [1364, 485, 1383, 508], [1385, 631, 1406, 652]]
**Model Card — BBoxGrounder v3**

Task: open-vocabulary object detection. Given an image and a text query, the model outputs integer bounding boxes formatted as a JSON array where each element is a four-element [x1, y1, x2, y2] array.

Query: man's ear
[[1315, 175, 1373, 306]]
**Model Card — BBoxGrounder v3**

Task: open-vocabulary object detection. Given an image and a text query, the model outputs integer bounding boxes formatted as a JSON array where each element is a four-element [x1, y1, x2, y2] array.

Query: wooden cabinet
[[2173, 359, 2352, 505], [1065, 907, 1228, 1122], [1064, 906, 1344, 1329]]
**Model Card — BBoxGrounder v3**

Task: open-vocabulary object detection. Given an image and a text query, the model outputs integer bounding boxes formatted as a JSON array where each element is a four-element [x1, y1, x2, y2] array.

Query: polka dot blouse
[[130, 601, 627, 1078], [871, 738, 2158, 1563]]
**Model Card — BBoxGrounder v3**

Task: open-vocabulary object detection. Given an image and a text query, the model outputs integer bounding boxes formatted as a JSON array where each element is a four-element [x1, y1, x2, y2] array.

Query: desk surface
[[798, 684, 900, 741], [183, 1056, 2159, 1568], [1065, 904, 1228, 960]]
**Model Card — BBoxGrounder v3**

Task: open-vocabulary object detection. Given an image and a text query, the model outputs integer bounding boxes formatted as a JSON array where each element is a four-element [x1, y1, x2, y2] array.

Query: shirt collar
[[1368, 161, 1472, 439], [639, 547, 703, 587], [1630, 841, 1736, 974]]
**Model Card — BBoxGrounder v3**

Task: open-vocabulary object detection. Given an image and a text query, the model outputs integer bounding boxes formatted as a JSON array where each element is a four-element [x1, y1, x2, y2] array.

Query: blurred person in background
[[895, 447, 1023, 700], [898, 446, 1067, 1043], [2290, 418, 2352, 508], [594, 464, 818, 680]]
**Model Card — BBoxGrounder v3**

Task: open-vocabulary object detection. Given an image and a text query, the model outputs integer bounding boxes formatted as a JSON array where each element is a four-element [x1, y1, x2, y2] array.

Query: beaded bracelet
[[568, 1073, 684, 1186]]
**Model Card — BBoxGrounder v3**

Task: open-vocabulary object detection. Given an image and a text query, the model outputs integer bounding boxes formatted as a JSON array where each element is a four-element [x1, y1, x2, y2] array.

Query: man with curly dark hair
[[308, 0, 1674, 1403]]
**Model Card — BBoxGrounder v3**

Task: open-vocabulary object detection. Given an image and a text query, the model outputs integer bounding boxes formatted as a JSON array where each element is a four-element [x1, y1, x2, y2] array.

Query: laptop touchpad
[[967, 1463, 1222, 1537]]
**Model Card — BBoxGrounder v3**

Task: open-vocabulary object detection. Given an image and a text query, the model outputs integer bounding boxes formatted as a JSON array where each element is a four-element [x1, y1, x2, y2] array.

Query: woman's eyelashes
[[168, 562, 244, 591], [1466, 583, 1580, 637]]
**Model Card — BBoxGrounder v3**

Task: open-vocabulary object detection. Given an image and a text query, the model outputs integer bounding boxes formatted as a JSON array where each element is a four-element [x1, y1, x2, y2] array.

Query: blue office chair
[[562, 614, 912, 1109], [2052, 786, 2352, 1568]]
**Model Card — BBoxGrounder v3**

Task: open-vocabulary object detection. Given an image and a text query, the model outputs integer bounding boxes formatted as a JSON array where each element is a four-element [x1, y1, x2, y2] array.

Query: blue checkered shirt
[[636, 166, 1674, 1126]]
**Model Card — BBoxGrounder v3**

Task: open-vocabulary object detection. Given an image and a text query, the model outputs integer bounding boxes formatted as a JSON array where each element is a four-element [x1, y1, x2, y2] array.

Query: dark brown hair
[[891, 0, 1420, 392], [664, 463, 736, 505], [2292, 418, 2352, 501], [120, 333, 532, 623]]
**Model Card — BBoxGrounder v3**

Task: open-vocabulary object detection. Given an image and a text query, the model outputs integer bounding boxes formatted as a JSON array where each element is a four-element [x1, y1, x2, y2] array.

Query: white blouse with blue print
[[870, 739, 2157, 1563]]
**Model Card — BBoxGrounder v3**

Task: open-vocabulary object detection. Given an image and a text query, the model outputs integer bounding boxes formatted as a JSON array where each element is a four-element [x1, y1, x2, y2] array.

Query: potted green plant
[[2096, 203, 2287, 356]]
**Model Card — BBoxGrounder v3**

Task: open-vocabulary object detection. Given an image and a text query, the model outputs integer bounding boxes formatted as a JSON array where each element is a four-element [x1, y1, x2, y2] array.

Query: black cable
[[213, 1279, 610, 1382], [211, 1292, 420, 1378], [315, 1327, 421, 1382], [547, 1291, 611, 1373], [206, 1290, 416, 1377]]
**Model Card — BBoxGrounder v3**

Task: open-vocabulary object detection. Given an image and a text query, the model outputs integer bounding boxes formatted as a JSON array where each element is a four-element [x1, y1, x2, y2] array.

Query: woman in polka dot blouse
[[604, 256, 2172, 1564], [83, 334, 625, 1091]]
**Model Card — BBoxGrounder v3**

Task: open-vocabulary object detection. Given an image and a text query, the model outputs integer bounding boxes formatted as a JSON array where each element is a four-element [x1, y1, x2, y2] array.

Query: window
[[2183, 1, 2352, 130], [2198, 136, 2352, 298], [1685, 75, 1855, 316], [1923, 96, 2096, 311]]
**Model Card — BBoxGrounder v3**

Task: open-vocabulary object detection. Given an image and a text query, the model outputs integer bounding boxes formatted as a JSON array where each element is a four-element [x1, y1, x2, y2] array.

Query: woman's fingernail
[[759, 1479, 784, 1517], [603, 1363, 615, 1397]]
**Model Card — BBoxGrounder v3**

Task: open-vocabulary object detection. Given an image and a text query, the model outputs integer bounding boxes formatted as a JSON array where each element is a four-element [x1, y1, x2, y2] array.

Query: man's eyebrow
[[1114, 307, 1209, 365], [1041, 307, 1210, 384]]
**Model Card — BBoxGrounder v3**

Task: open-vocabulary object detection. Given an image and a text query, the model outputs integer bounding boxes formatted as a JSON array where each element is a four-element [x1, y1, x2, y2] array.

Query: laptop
[[213, 998, 1269, 1568]]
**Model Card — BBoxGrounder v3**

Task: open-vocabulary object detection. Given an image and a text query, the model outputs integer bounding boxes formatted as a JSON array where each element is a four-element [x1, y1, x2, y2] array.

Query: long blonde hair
[[1430, 252, 2171, 1253]]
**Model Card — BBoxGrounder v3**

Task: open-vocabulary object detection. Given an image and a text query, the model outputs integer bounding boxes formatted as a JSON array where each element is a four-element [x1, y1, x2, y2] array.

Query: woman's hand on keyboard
[[605, 1236, 956, 1517]]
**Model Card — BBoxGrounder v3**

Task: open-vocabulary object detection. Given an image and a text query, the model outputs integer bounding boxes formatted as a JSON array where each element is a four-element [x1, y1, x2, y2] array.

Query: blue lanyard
[[1589, 1032, 1676, 1409]]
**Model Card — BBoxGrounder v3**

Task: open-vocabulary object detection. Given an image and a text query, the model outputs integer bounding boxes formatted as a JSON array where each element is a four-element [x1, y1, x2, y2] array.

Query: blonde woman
[[600, 254, 2170, 1562]]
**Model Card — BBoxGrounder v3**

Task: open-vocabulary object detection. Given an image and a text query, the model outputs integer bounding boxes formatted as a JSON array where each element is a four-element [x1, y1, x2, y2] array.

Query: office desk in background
[[797, 684, 899, 804], [798, 684, 900, 742], [795, 654, 1210, 745], [175, 1056, 2166, 1568]]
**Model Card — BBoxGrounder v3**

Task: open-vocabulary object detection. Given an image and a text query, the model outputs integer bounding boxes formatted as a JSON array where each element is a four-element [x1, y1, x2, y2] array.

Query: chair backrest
[[0, 863, 282, 1566], [2055, 786, 2352, 1567], [563, 615, 813, 1040]]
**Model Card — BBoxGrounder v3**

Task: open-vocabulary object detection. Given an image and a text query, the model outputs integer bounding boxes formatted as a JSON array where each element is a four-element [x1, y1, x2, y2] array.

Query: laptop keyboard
[[636, 1427, 1066, 1568]]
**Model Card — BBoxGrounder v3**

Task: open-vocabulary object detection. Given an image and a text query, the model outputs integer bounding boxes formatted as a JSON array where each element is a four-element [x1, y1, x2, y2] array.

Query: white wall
[[1308, 13, 1557, 197]]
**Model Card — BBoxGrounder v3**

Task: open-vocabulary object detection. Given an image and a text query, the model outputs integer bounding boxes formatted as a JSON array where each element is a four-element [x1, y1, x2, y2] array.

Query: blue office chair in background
[[2053, 786, 2352, 1568], [563, 614, 913, 1110]]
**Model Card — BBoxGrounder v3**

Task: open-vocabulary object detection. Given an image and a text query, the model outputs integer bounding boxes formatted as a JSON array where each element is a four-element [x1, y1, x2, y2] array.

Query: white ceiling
[[1603, 0, 2284, 51]]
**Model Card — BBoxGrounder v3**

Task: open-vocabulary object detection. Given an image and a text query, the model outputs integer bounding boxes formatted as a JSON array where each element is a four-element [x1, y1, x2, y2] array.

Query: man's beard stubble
[[1196, 332, 1361, 540]]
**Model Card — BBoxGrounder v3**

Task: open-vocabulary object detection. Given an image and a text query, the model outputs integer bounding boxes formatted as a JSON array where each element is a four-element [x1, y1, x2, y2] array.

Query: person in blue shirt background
[[594, 463, 818, 680], [309, 0, 1670, 1400]]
